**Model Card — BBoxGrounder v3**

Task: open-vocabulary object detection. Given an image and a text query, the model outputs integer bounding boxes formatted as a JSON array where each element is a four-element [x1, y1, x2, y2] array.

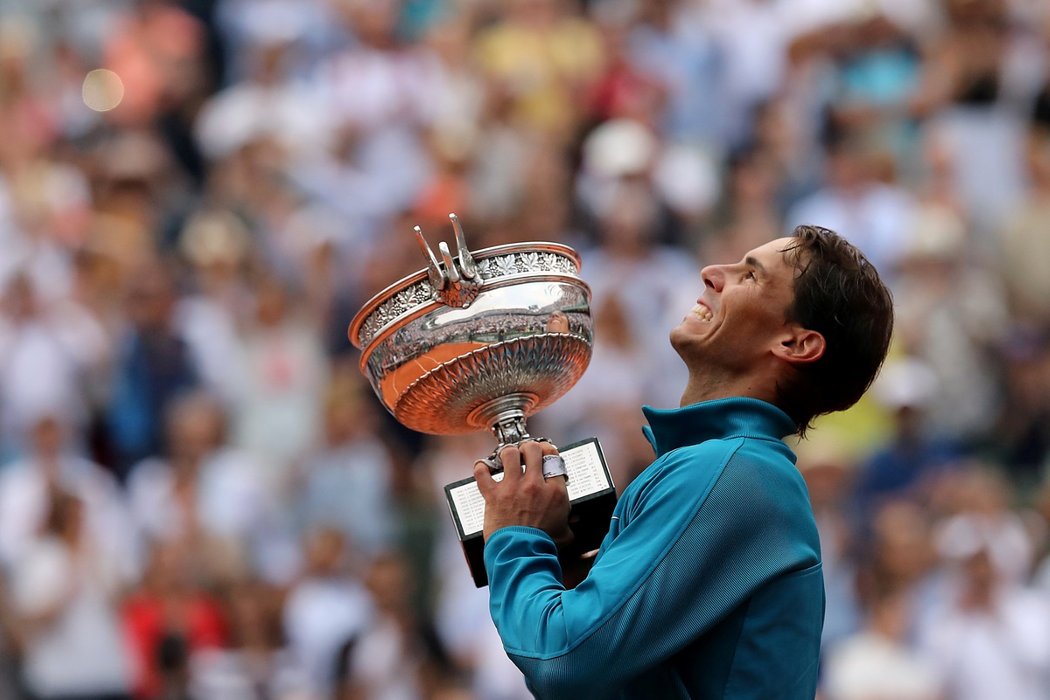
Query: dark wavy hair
[[776, 225, 894, 435]]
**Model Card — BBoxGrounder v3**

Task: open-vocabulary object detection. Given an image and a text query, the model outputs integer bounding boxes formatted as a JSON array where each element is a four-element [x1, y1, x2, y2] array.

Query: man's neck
[[679, 371, 776, 408]]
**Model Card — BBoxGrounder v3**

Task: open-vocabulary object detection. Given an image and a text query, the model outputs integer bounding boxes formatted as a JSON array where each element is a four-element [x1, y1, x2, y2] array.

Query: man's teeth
[[691, 305, 713, 322]]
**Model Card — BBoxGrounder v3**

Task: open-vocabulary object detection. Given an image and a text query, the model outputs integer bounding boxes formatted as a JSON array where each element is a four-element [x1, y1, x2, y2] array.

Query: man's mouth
[[690, 302, 714, 322]]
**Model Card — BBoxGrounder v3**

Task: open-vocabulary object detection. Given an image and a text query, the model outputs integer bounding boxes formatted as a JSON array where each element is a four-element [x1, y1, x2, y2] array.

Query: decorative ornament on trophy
[[349, 214, 617, 586]]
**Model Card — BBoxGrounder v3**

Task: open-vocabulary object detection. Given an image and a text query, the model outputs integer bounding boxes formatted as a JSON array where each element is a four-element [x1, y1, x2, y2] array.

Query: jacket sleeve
[[483, 440, 819, 699]]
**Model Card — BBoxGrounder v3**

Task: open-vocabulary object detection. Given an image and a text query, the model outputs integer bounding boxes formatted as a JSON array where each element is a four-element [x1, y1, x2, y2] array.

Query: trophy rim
[[348, 241, 584, 351], [353, 274, 592, 380]]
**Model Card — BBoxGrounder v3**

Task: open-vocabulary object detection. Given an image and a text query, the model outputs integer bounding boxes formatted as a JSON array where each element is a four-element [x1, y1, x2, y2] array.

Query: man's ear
[[773, 327, 825, 365]]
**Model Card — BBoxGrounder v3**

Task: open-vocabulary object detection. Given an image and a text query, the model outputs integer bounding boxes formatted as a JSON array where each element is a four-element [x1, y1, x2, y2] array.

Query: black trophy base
[[444, 438, 617, 588]]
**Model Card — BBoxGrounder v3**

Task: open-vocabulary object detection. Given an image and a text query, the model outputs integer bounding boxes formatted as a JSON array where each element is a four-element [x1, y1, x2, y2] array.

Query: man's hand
[[474, 440, 573, 547]]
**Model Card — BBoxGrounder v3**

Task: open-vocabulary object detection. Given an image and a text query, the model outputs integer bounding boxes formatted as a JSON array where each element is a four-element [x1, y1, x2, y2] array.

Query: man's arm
[[479, 441, 819, 698]]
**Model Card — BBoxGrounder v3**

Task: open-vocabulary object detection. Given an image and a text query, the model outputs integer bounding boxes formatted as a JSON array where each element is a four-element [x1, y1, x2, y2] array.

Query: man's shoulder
[[624, 438, 748, 515], [653, 435, 794, 478], [656, 436, 811, 518], [632, 435, 810, 516], [645, 437, 745, 486], [617, 439, 739, 519], [738, 434, 808, 484]]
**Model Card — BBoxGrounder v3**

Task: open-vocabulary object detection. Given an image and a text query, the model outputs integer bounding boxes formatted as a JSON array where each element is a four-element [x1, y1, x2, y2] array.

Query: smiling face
[[670, 237, 810, 387], [672, 225, 892, 429]]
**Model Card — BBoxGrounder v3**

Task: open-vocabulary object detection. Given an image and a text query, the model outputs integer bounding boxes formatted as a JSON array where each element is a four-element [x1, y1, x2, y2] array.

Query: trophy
[[349, 214, 616, 586]]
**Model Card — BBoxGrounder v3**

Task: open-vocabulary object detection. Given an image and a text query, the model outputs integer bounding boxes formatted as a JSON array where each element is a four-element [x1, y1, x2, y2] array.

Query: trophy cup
[[349, 214, 617, 587]]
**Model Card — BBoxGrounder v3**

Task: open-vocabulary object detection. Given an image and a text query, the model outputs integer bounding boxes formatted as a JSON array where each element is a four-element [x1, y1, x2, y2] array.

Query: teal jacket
[[484, 397, 824, 699]]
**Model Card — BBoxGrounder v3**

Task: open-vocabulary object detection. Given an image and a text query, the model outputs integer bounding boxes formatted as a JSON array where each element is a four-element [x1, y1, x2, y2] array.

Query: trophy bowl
[[348, 215, 593, 446]]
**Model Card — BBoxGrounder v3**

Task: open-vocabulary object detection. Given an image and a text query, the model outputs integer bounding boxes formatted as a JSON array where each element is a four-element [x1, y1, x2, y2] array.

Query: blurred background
[[2, 0, 1050, 698]]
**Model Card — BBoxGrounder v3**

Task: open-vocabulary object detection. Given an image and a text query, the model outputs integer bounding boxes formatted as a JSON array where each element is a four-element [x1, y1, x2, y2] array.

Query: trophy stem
[[469, 392, 537, 448], [492, 411, 530, 446]]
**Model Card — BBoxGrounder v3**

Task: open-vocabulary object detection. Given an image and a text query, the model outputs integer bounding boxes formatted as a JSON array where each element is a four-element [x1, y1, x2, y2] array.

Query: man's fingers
[[484, 441, 563, 490], [529, 440, 568, 483], [473, 460, 496, 498], [519, 440, 547, 484], [546, 467, 569, 497], [498, 444, 522, 483]]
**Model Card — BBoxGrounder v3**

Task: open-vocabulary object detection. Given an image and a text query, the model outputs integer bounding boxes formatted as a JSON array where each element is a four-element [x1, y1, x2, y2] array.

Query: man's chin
[[668, 326, 692, 359], [671, 326, 715, 369]]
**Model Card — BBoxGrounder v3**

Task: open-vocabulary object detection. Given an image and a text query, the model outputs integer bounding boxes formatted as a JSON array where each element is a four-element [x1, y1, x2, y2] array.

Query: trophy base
[[444, 438, 617, 588]]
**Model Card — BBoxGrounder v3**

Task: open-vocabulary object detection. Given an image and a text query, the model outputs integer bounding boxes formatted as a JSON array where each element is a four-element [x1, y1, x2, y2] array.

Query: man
[[473, 225, 894, 699]]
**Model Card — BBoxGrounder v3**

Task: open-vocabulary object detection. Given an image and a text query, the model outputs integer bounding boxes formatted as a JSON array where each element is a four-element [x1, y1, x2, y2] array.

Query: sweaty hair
[[777, 225, 894, 435]]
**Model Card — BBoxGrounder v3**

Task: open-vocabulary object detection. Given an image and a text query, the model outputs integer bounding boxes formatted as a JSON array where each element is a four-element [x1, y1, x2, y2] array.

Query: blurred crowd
[[3, 0, 1050, 698]]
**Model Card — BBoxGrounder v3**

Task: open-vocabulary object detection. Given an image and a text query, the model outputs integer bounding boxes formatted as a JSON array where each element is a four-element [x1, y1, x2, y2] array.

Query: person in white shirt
[[126, 391, 295, 585], [282, 528, 372, 698], [0, 413, 136, 581], [0, 273, 108, 456], [9, 490, 134, 699], [919, 524, 1050, 700], [824, 583, 944, 700]]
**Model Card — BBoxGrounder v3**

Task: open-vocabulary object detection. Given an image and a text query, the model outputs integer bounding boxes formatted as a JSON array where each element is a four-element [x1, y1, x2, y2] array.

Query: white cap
[[871, 358, 939, 410], [582, 119, 657, 178]]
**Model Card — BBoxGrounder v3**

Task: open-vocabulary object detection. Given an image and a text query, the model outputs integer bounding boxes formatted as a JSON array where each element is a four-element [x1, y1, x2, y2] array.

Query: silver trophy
[[349, 214, 616, 586]]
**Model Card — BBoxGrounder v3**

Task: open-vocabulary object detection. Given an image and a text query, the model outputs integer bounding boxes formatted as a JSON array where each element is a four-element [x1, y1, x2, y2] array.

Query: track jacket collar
[[642, 397, 797, 458]]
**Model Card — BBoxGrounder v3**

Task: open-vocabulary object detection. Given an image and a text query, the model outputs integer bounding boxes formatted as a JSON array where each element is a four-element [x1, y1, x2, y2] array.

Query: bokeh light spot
[[82, 69, 124, 112]]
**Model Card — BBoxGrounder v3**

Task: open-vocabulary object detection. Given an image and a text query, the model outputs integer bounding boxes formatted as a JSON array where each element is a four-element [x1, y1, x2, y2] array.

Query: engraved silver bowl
[[348, 215, 593, 445]]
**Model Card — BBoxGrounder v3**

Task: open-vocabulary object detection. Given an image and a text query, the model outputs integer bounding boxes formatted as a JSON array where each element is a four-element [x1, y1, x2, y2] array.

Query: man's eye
[[746, 270, 757, 281]]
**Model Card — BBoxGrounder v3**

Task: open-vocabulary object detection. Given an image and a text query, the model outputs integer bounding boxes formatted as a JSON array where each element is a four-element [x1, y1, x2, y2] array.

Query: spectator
[[8, 491, 134, 700], [195, 37, 330, 164], [231, 269, 328, 494], [920, 526, 1050, 700], [786, 128, 916, 278], [577, 177, 697, 409], [996, 328, 1050, 483], [296, 370, 396, 557], [935, 468, 1036, 588], [343, 553, 460, 700], [910, 0, 1036, 238], [299, 0, 440, 243], [998, 98, 1050, 327], [173, 208, 252, 406], [126, 391, 293, 585], [107, 262, 201, 476], [122, 541, 227, 700], [823, 583, 944, 700], [421, 434, 529, 697], [0, 273, 106, 455], [473, 0, 604, 142], [102, 0, 206, 129], [893, 207, 1009, 443], [1031, 474, 1050, 593], [283, 528, 372, 698], [190, 580, 312, 699], [795, 438, 860, 652], [628, 0, 728, 146], [0, 574, 21, 698], [0, 413, 136, 581], [852, 358, 962, 524]]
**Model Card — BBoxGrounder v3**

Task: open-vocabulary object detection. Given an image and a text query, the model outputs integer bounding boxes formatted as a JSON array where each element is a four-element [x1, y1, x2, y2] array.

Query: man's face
[[670, 237, 799, 373]]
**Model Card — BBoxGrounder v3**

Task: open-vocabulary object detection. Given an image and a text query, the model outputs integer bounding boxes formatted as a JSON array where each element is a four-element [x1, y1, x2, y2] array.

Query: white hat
[[871, 358, 939, 410], [582, 119, 657, 178]]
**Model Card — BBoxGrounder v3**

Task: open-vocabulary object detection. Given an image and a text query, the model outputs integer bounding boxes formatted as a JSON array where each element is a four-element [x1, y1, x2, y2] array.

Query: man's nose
[[700, 265, 724, 292]]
